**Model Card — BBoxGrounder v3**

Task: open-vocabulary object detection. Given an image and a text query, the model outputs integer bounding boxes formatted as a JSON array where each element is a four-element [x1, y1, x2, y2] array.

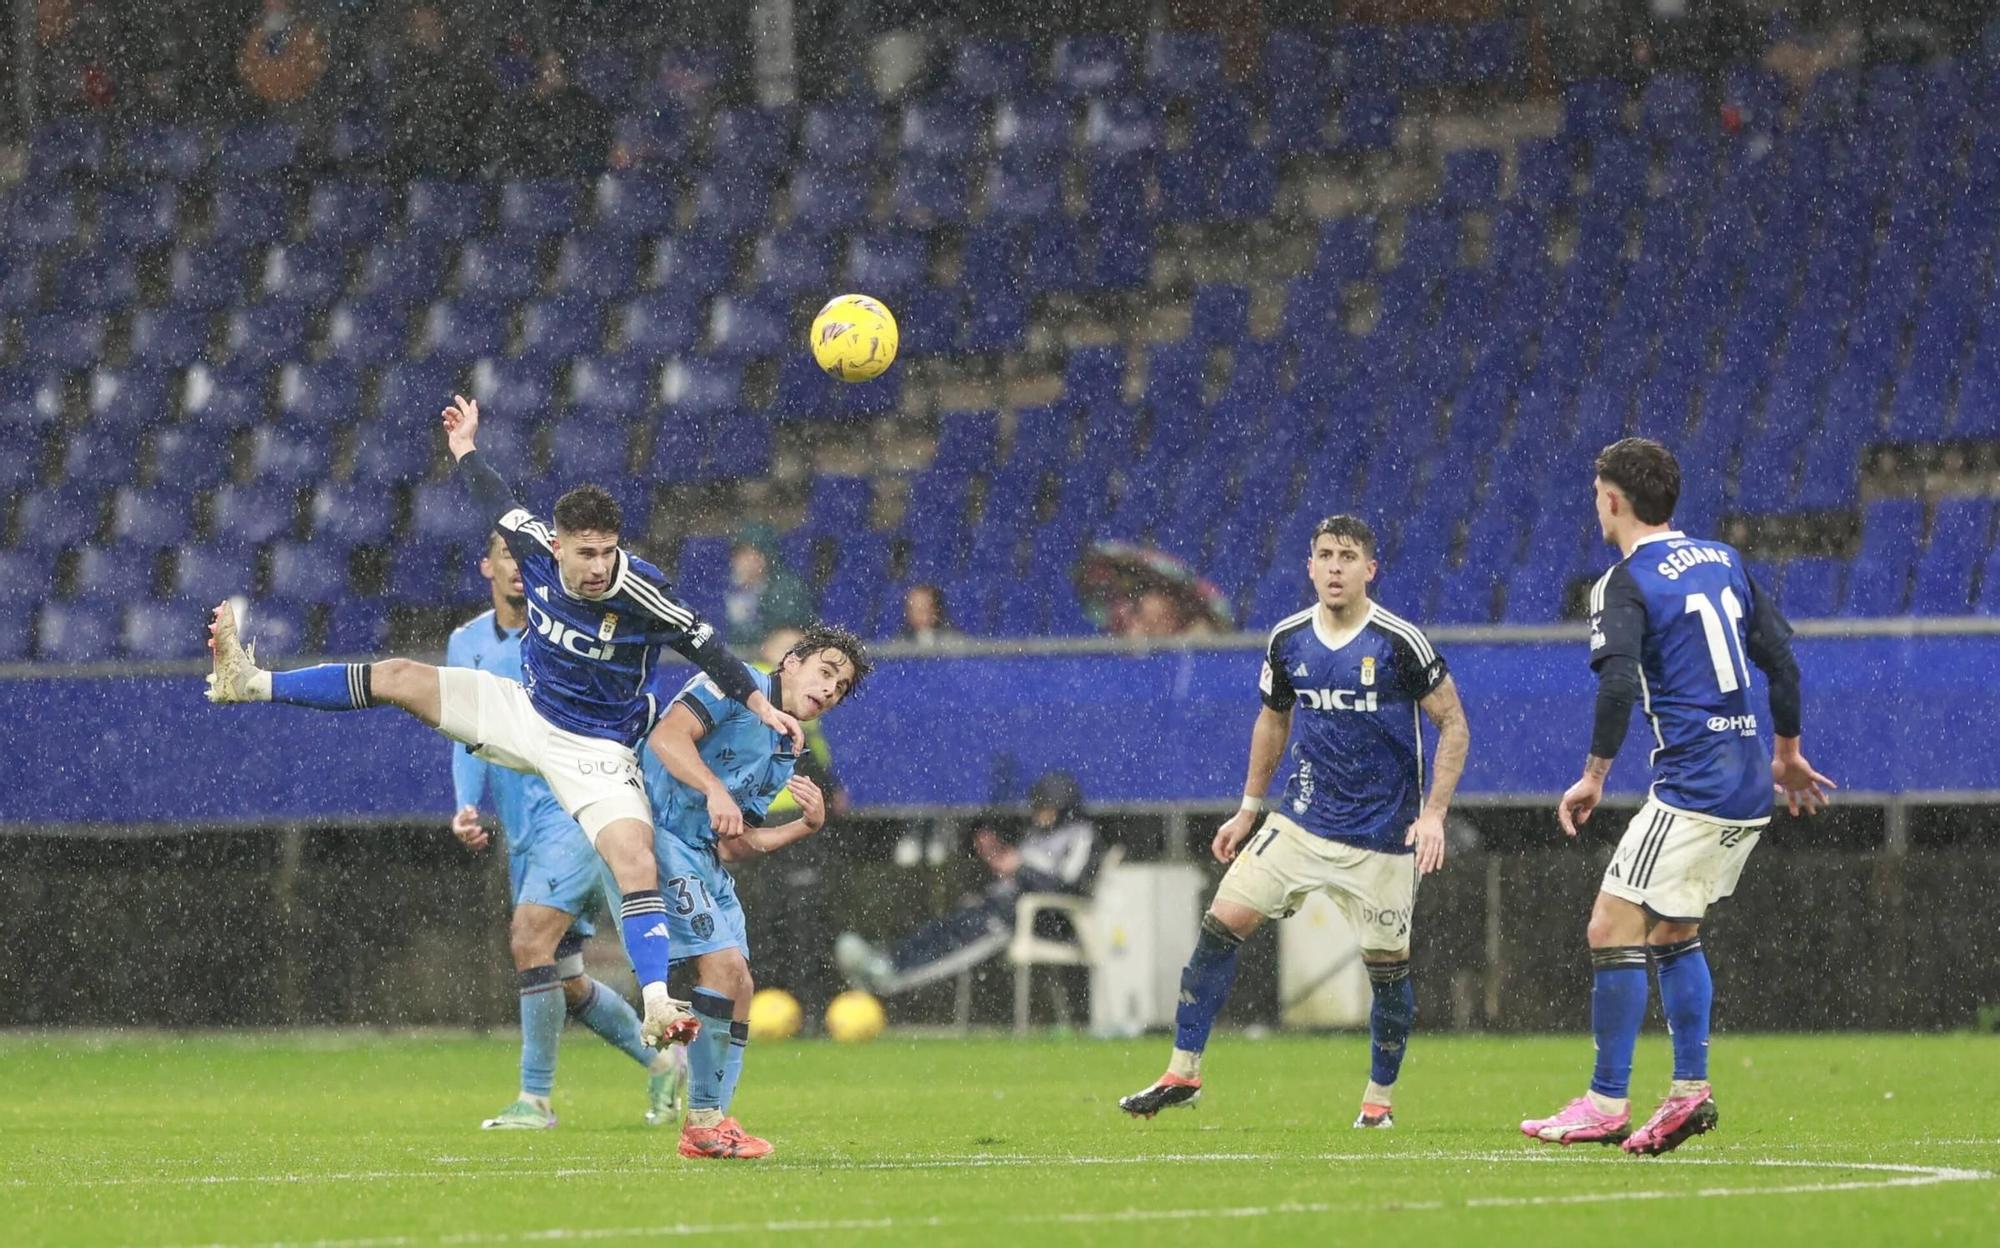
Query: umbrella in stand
[[1074, 539, 1235, 635]]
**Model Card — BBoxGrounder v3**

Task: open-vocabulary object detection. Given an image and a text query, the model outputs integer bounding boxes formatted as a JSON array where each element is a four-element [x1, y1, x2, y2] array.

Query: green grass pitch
[[6, 1031, 1995, 1246]]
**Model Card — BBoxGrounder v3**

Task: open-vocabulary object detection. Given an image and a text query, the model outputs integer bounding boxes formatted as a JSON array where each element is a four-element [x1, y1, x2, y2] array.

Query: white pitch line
[[12, 1149, 1993, 1191], [88, 1153, 1994, 1248]]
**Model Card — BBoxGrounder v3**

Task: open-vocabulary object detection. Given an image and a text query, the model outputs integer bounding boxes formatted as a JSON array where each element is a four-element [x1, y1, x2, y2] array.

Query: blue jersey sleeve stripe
[[499, 509, 555, 551]]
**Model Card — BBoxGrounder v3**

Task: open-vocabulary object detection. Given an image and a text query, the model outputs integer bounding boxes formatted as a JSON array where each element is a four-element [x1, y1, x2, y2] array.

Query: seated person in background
[[836, 772, 1099, 994], [900, 583, 958, 647]]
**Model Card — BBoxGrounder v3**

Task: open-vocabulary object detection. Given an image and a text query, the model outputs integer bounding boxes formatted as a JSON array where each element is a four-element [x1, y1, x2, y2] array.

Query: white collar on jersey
[[1311, 601, 1376, 653], [1628, 530, 1686, 552]]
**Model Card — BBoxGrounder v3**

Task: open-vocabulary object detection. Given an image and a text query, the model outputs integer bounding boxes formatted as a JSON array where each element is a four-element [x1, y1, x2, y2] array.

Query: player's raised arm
[[1561, 567, 1647, 838], [442, 393, 480, 460], [647, 700, 745, 841], [1743, 575, 1836, 816], [1408, 676, 1469, 875]]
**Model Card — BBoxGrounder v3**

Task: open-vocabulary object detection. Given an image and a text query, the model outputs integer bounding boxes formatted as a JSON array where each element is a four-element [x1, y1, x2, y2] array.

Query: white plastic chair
[[1005, 845, 1124, 1033]]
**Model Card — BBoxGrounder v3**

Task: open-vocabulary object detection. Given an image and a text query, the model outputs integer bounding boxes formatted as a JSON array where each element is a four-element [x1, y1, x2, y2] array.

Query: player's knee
[[1650, 920, 1700, 947], [560, 976, 592, 1010], [701, 950, 753, 1001], [369, 657, 423, 700]]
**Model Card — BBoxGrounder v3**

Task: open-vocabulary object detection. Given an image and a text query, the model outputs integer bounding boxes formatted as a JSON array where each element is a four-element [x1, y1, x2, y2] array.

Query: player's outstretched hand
[[1405, 810, 1446, 875], [707, 787, 745, 841], [441, 393, 480, 460], [1557, 775, 1603, 839], [755, 700, 807, 755], [1212, 808, 1259, 864], [787, 775, 826, 832], [450, 805, 490, 851], [1772, 750, 1837, 816]]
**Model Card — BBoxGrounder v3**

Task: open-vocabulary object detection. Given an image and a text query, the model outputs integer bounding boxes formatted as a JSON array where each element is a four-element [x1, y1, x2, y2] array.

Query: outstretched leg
[[1119, 902, 1258, 1118]]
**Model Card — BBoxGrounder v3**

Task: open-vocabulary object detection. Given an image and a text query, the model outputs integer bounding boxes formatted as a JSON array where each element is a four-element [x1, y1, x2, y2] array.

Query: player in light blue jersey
[[443, 531, 688, 1131], [1526, 438, 1835, 1155], [1121, 516, 1470, 1129], [206, 396, 804, 1048], [639, 623, 871, 1159]]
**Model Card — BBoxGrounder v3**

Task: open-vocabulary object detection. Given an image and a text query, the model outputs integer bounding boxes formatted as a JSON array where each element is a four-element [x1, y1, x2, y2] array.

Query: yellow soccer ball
[[809, 294, 899, 382], [747, 988, 803, 1041], [824, 990, 886, 1043]]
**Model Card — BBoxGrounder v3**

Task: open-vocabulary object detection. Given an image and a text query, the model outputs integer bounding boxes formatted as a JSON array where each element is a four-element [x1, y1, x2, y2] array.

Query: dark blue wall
[[2, 635, 1993, 826]]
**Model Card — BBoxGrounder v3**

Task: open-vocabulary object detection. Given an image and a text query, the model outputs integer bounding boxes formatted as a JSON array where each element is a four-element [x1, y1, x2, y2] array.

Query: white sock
[[1167, 1048, 1201, 1080], [520, 1092, 551, 1113], [1587, 1089, 1628, 1115], [1670, 1078, 1711, 1098], [687, 1107, 724, 1129], [248, 669, 272, 700], [1363, 1081, 1395, 1108]]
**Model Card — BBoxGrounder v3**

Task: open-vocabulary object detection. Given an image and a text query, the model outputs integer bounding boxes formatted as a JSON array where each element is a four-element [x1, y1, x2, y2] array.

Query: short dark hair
[[552, 485, 622, 537], [1310, 514, 1376, 558], [486, 529, 508, 556], [1594, 437, 1681, 525], [786, 622, 874, 698]]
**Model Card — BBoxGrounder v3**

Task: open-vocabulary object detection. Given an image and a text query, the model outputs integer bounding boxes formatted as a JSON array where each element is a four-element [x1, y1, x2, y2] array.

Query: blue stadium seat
[[88, 367, 172, 430], [569, 357, 655, 419], [9, 188, 78, 247], [1843, 499, 1924, 616], [210, 185, 290, 246], [323, 299, 410, 364], [551, 232, 639, 299], [323, 599, 389, 654], [0, 604, 31, 660], [147, 430, 230, 492], [753, 229, 836, 294], [35, 601, 119, 663], [1052, 35, 1129, 94], [708, 107, 791, 172], [593, 171, 678, 236], [456, 237, 543, 303], [310, 484, 395, 547], [498, 179, 580, 237], [246, 428, 330, 487], [123, 124, 205, 180], [26, 118, 108, 180], [237, 597, 310, 658], [690, 170, 773, 236], [122, 600, 207, 660], [662, 359, 742, 419], [890, 158, 969, 227], [1146, 32, 1220, 98], [305, 181, 392, 246], [211, 485, 298, 545], [901, 100, 983, 163], [1440, 148, 1502, 211], [953, 38, 1032, 99], [73, 544, 159, 600], [1083, 96, 1163, 159], [609, 110, 687, 170], [109, 488, 193, 547], [621, 291, 704, 358], [405, 180, 488, 240], [799, 104, 882, 168], [408, 481, 488, 546], [1909, 498, 1992, 616], [709, 292, 789, 359], [517, 298, 605, 364], [171, 543, 259, 603], [222, 300, 313, 364], [260, 242, 347, 307], [846, 233, 930, 296], [422, 299, 511, 362], [19, 313, 106, 371], [95, 182, 179, 249], [214, 123, 299, 178]]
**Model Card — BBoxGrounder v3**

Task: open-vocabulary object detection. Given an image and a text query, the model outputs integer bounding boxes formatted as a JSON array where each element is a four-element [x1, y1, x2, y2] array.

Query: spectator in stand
[[899, 583, 958, 647], [1113, 588, 1215, 640], [481, 49, 612, 176], [238, 0, 328, 117], [384, 4, 493, 179], [722, 525, 814, 652]]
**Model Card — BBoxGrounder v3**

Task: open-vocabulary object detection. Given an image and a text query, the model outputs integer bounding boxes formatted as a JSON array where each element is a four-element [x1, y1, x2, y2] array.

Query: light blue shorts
[[651, 834, 749, 964], [508, 821, 607, 938]]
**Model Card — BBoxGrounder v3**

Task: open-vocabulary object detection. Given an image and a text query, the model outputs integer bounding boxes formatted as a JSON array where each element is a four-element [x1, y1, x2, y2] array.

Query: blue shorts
[[651, 834, 749, 964], [508, 822, 607, 938]]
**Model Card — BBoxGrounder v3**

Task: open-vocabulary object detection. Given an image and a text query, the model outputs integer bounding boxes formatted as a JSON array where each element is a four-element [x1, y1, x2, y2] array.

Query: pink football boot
[[1623, 1087, 1719, 1155], [1520, 1096, 1632, 1145]]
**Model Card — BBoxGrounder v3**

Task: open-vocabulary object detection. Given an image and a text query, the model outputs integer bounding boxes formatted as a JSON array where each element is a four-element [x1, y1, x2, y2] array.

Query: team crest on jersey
[[692, 914, 715, 940], [598, 612, 618, 641], [1360, 656, 1376, 687]]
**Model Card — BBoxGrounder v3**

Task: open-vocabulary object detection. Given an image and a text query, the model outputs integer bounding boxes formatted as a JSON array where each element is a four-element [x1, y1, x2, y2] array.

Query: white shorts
[[435, 666, 650, 842], [1600, 797, 1764, 922], [1213, 813, 1417, 953]]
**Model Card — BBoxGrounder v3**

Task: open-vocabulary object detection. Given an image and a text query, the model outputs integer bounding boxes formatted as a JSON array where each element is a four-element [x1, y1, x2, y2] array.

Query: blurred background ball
[[746, 988, 803, 1041], [824, 990, 886, 1043], [809, 294, 899, 382]]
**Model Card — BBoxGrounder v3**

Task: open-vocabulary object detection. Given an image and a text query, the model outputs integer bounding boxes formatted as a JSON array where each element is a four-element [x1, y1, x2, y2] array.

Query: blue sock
[[1366, 959, 1416, 1089], [686, 988, 734, 1112], [1172, 915, 1244, 1055], [1653, 937, 1713, 1082], [517, 965, 565, 1099], [269, 663, 373, 711], [618, 891, 671, 992], [721, 1022, 749, 1113], [1590, 946, 1650, 1099], [570, 978, 654, 1067]]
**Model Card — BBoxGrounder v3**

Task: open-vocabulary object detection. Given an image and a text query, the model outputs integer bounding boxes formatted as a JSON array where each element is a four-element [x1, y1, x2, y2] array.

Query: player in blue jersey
[[205, 395, 803, 1048], [639, 623, 871, 1159], [443, 530, 689, 1131], [1523, 438, 1835, 1155], [1120, 515, 1471, 1129]]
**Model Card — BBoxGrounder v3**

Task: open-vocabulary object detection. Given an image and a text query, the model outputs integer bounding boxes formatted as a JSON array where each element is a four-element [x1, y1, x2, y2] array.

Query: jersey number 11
[[1684, 589, 1749, 693]]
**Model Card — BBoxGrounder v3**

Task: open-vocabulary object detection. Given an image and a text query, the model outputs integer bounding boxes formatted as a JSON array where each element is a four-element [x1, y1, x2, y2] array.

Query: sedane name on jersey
[[1654, 542, 1735, 581]]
